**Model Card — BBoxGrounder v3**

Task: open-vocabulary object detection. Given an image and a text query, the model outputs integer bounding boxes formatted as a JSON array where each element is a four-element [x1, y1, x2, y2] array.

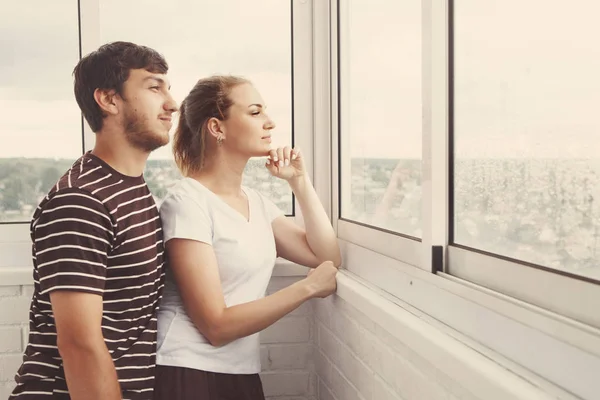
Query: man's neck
[[91, 135, 150, 178]]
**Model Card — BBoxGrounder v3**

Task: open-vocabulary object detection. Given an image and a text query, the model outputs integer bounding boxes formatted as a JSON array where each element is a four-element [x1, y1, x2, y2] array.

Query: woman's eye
[[251, 111, 260, 116]]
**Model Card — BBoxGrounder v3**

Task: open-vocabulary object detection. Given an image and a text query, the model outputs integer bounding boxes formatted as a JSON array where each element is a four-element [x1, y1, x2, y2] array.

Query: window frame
[[324, 3, 600, 396], [0, 0, 312, 268], [331, 0, 426, 271], [327, 0, 600, 330], [445, 0, 600, 329]]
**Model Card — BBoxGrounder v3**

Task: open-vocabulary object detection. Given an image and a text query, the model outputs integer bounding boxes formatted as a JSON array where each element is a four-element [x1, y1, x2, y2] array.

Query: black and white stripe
[[10, 153, 165, 400]]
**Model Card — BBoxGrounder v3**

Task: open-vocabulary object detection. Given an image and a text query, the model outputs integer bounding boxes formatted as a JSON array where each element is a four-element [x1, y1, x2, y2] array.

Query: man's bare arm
[[50, 291, 122, 400]]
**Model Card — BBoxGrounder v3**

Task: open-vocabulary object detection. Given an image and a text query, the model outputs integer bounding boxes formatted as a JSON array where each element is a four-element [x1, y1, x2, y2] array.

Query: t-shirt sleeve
[[34, 188, 114, 296], [160, 193, 213, 245]]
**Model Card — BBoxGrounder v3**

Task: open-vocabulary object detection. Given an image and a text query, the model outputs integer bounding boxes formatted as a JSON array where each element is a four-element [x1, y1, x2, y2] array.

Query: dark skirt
[[153, 365, 265, 400]]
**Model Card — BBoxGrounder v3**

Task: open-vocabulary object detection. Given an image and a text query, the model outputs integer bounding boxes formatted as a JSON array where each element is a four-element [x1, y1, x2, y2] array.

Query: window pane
[[339, 0, 422, 237], [453, 1, 600, 280], [99, 0, 293, 214], [0, 0, 81, 223]]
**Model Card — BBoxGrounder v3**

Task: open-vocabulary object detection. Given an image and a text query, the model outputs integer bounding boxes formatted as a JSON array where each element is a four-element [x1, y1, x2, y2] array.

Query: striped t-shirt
[[10, 153, 165, 400]]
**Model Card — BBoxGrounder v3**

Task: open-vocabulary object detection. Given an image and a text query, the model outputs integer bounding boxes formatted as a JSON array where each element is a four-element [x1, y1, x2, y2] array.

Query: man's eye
[[151, 86, 160, 91]]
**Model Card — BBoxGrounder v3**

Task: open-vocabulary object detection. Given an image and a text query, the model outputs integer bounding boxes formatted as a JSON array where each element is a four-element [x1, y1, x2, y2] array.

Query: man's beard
[[122, 106, 169, 152]]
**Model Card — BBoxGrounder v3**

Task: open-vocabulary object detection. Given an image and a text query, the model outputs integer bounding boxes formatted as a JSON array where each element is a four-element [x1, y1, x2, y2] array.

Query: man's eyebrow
[[248, 104, 265, 108], [144, 76, 171, 90]]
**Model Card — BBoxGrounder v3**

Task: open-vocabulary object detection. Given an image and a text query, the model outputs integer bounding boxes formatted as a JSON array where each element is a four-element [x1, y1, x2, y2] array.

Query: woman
[[154, 75, 341, 399]]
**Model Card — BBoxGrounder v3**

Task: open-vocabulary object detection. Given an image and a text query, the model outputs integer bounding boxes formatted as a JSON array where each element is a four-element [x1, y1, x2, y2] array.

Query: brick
[[261, 317, 310, 344], [266, 277, 304, 295], [0, 327, 22, 352], [21, 326, 30, 351], [1, 382, 17, 400], [21, 285, 35, 298], [260, 371, 309, 397], [359, 327, 386, 377], [372, 374, 402, 400], [0, 353, 23, 382], [330, 310, 362, 357], [308, 371, 316, 398], [265, 397, 309, 400], [289, 302, 312, 316], [0, 286, 20, 297], [319, 378, 338, 400], [336, 345, 373, 400], [0, 297, 30, 324], [317, 324, 340, 366], [314, 350, 333, 389], [261, 344, 310, 371], [372, 322, 417, 365], [330, 364, 365, 400], [333, 296, 377, 334], [312, 299, 332, 328], [381, 350, 446, 400]]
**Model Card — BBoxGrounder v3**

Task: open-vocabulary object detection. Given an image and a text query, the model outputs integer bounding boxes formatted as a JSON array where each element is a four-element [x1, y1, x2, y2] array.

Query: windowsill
[[334, 270, 578, 400], [0, 259, 309, 287], [338, 239, 600, 400], [0, 266, 32, 286]]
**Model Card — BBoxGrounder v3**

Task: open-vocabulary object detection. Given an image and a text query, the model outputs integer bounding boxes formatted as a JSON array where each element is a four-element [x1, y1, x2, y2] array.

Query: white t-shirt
[[156, 177, 284, 374]]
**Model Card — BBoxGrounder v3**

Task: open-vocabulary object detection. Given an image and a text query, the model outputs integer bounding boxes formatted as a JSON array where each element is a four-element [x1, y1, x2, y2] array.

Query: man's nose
[[164, 93, 178, 113]]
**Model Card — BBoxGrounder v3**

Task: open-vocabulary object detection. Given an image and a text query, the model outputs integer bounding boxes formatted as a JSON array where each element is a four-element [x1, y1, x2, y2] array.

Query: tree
[[2, 177, 25, 210], [40, 166, 62, 193]]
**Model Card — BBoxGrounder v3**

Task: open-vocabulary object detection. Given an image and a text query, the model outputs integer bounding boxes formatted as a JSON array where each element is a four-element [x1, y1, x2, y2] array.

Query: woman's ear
[[206, 117, 225, 140]]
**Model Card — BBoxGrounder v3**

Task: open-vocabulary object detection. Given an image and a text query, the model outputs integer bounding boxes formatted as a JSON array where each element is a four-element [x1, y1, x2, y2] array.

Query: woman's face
[[220, 83, 276, 157]]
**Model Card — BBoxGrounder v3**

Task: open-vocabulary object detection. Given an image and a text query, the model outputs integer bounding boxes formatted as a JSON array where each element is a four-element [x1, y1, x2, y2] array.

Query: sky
[[1, 0, 599, 160]]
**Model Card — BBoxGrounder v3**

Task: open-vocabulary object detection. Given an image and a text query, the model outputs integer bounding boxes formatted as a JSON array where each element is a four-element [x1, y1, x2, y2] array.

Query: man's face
[[119, 69, 178, 152]]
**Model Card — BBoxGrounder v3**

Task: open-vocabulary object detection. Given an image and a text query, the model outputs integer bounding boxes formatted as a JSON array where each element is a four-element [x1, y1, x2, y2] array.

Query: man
[[10, 41, 178, 400]]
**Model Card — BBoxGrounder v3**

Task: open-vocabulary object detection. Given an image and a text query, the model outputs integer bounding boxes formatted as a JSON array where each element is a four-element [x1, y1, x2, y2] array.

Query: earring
[[217, 134, 224, 146]]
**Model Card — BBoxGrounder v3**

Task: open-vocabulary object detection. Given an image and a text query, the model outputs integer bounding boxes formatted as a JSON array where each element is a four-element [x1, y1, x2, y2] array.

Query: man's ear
[[93, 88, 120, 116]]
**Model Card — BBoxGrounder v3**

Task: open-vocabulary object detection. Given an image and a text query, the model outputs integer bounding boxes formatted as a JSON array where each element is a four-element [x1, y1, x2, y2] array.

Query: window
[[333, 0, 423, 268], [447, 0, 600, 329], [452, 0, 600, 282], [99, 0, 294, 214], [338, 0, 422, 238], [0, 0, 81, 223]]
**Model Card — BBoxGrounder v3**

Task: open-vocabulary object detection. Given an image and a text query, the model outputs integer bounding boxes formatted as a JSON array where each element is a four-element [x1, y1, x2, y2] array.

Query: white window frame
[[319, 1, 600, 398], [325, 0, 600, 330], [0, 0, 314, 276], [444, 0, 600, 330], [330, 0, 426, 271]]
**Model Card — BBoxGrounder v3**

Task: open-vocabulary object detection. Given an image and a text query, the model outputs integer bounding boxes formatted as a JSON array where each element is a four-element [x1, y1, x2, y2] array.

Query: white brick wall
[[0, 285, 30, 400], [0, 276, 316, 400], [1, 271, 583, 400], [313, 296, 480, 400], [261, 276, 316, 400]]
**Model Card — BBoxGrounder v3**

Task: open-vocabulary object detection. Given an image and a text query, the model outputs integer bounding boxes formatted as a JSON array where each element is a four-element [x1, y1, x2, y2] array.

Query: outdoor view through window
[[339, 0, 423, 238], [1, 0, 599, 281], [453, 0, 600, 280], [0, 0, 81, 223], [0, 0, 293, 223]]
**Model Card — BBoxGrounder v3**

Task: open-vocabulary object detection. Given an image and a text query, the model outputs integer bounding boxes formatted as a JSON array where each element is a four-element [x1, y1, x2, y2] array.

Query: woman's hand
[[265, 146, 305, 181], [304, 261, 338, 298]]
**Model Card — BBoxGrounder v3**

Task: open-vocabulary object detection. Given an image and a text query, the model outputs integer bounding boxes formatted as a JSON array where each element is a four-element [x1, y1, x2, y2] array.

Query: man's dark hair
[[73, 41, 168, 132]]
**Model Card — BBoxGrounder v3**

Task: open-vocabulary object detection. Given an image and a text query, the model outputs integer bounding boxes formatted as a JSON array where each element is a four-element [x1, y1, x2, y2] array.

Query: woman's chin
[[250, 144, 272, 157]]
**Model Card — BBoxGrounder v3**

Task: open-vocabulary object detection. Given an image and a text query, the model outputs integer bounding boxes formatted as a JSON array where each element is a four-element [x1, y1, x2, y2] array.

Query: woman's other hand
[[266, 146, 305, 181], [304, 260, 338, 299]]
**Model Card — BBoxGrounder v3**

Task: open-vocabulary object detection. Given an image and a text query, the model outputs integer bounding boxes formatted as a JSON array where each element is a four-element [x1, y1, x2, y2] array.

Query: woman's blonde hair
[[173, 75, 250, 176]]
